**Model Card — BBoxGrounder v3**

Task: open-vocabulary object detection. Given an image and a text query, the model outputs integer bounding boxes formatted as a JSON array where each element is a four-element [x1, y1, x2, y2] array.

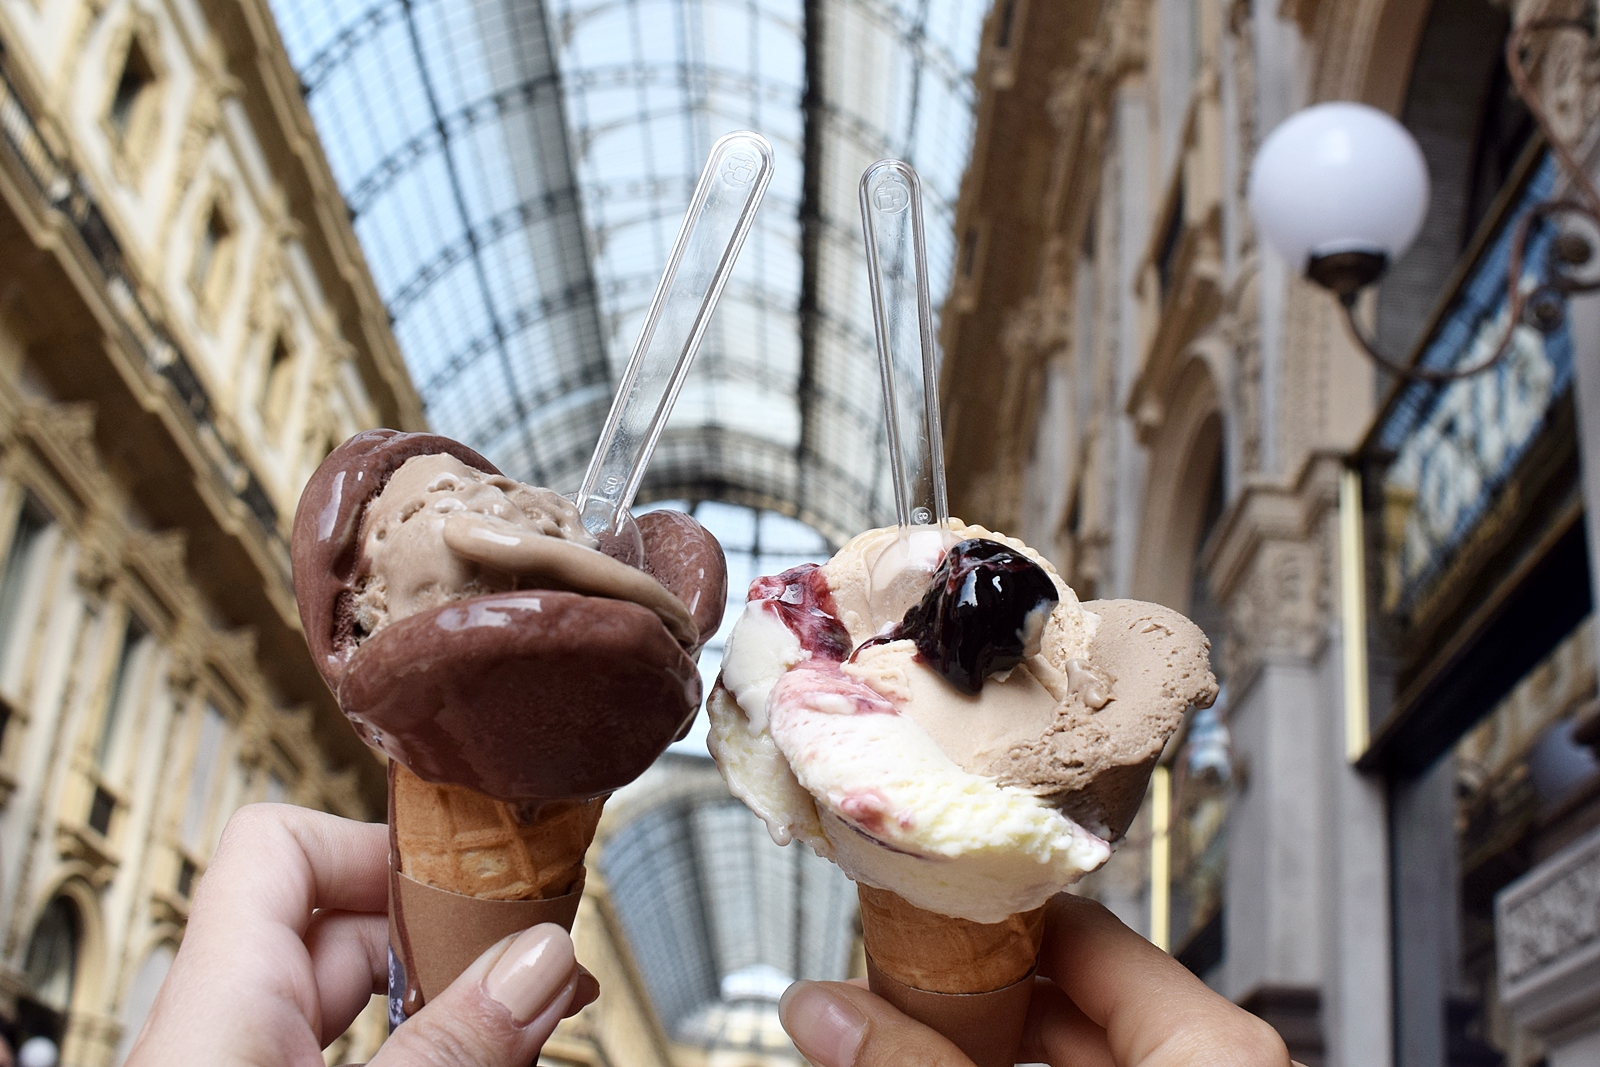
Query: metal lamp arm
[[1335, 16, 1600, 383]]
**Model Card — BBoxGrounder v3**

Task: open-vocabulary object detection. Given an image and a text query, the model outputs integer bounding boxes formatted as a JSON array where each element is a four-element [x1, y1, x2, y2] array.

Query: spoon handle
[[860, 158, 949, 530], [576, 131, 775, 535]]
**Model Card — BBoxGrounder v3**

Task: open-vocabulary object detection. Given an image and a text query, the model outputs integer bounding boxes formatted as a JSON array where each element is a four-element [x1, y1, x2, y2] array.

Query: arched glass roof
[[268, 0, 987, 543]]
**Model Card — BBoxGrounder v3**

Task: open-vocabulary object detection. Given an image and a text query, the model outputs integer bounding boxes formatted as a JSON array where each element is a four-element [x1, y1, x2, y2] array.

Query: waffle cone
[[392, 763, 604, 900], [857, 883, 1044, 994], [857, 884, 1043, 1067]]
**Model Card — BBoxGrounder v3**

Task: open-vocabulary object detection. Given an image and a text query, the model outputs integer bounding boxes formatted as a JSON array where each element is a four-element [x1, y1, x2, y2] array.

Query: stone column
[[1209, 453, 1393, 1067]]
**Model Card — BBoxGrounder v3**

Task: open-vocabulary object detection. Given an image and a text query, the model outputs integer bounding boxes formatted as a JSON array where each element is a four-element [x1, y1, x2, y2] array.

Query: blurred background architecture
[[0, 0, 421, 1062], [942, 1, 1600, 1066], [0, 0, 1595, 1066]]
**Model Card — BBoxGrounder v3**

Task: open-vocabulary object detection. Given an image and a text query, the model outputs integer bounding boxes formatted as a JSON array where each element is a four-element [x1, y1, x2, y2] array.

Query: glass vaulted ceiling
[[268, 0, 986, 545]]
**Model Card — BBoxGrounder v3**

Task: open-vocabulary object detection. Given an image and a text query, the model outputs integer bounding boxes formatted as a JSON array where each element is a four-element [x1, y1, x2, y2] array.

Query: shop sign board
[[1375, 156, 1574, 616]]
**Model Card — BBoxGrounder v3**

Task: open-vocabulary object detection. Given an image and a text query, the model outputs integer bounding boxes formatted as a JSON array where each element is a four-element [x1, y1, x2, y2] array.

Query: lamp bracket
[[1318, 16, 1600, 383]]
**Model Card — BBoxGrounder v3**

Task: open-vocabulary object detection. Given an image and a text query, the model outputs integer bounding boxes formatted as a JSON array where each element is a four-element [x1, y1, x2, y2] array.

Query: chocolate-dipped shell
[[343, 590, 700, 799], [291, 429, 727, 803]]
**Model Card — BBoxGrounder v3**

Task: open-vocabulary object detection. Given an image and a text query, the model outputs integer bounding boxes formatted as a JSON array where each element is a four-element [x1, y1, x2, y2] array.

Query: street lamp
[[1247, 102, 1429, 299], [1247, 18, 1600, 383]]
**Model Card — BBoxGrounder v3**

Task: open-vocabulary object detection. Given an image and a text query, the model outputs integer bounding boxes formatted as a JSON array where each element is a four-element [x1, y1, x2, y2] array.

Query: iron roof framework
[[268, 0, 987, 546]]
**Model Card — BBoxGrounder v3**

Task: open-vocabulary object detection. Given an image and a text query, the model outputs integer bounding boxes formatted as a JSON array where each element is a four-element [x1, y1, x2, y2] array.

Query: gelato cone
[[857, 883, 1043, 993], [857, 884, 1043, 1067], [709, 521, 1215, 1064], [292, 429, 727, 1018], [386, 763, 603, 1012], [392, 763, 602, 901]]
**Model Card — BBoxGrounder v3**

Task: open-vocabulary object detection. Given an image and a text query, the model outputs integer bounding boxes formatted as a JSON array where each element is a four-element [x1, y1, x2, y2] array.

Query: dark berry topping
[[892, 538, 1059, 694], [749, 563, 853, 661]]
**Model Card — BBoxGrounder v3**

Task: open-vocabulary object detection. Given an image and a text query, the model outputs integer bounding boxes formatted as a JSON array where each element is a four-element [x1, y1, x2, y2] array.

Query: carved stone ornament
[[21, 400, 101, 484], [74, 511, 123, 593], [1210, 458, 1342, 687], [165, 616, 208, 694], [125, 528, 192, 621], [1497, 822, 1600, 1042], [1223, 268, 1264, 475]]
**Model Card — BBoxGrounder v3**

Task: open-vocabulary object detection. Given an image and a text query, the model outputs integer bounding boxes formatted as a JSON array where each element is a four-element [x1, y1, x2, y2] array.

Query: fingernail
[[779, 982, 866, 1067], [483, 924, 576, 1025]]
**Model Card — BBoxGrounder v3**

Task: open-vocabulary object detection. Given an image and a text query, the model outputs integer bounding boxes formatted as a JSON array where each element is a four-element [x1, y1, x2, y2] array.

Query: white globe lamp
[[16, 1037, 58, 1067], [1248, 102, 1430, 300]]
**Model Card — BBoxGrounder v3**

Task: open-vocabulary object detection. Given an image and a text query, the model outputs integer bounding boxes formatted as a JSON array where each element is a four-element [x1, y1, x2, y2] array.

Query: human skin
[[123, 804, 594, 1067], [778, 893, 1295, 1067]]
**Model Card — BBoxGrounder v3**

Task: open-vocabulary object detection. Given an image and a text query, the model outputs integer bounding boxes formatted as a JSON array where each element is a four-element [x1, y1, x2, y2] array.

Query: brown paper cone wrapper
[[857, 883, 1044, 1067], [387, 763, 604, 1016]]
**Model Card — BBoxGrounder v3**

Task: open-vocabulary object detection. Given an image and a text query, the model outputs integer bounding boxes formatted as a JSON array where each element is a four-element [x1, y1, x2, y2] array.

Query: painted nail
[[779, 982, 867, 1067], [483, 924, 576, 1026]]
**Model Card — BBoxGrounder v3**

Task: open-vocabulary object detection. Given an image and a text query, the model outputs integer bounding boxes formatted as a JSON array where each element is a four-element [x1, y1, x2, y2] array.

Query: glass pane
[[96, 617, 148, 769], [0, 496, 52, 669], [180, 706, 227, 852], [263, 0, 987, 542]]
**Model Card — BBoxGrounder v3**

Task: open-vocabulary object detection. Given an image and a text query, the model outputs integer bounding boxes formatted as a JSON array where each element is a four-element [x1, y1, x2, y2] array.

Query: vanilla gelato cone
[[709, 520, 1215, 1063]]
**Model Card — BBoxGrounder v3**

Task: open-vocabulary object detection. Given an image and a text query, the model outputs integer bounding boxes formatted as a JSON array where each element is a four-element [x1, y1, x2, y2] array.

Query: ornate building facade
[[941, 1, 1600, 1066], [0, 0, 423, 1062], [0, 0, 873, 1061]]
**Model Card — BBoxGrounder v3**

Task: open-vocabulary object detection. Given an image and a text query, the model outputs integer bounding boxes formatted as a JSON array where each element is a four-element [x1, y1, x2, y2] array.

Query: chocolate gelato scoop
[[292, 429, 727, 802]]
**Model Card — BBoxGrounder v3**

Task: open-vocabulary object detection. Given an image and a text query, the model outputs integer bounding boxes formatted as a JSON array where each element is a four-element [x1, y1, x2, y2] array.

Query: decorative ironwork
[[1332, 17, 1600, 382], [270, 0, 988, 540]]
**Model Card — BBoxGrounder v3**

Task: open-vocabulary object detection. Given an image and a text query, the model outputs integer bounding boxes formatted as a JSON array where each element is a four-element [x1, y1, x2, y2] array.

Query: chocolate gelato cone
[[292, 429, 727, 1018], [857, 883, 1043, 1067]]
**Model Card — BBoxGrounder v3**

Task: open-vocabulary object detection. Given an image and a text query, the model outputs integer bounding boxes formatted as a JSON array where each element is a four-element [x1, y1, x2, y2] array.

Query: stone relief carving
[[1500, 839, 1600, 985], [1212, 459, 1341, 685], [1222, 537, 1330, 682], [21, 401, 102, 485]]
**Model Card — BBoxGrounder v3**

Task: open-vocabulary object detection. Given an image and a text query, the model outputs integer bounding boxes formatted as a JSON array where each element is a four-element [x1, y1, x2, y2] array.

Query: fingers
[[779, 981, 974, 1067], [304, 910, 390, 1044], [370, 924, 579, 1067], [193, 804, 388, 937], [1040, 895, 1289, 1067], [1017, 979, 1116, 1067], [568, 965, 600, 1017]]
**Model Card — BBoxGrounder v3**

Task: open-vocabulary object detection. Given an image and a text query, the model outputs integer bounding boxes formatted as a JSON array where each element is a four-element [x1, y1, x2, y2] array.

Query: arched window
[[1168, 418, 1230, 976], [23, 897, 79, 1015], [260, 335, 298, 435]]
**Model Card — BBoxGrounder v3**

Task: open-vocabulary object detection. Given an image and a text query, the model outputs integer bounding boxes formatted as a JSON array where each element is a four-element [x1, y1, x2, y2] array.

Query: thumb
[[779, 981, 976, 1067], [370, 924, 582, 1067]]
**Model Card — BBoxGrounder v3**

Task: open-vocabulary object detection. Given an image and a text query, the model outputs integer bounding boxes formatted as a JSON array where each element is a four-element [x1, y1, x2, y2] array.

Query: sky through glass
[[266, 0, 987, 543]]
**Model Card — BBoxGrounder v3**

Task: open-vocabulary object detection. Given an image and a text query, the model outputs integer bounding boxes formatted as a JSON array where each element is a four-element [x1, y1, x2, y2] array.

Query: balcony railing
[[0, 46, 283, 556]]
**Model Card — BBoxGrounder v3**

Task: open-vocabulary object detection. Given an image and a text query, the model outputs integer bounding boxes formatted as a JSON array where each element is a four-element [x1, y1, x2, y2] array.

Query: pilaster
[[1202, 450, 1391, 1065]]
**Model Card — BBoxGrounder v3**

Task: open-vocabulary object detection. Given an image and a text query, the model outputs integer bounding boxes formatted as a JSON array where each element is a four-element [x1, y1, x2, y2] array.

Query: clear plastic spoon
[[859, 159, 956, 626], [574, 131, 775, 560], [861, 159, 950, 529]]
